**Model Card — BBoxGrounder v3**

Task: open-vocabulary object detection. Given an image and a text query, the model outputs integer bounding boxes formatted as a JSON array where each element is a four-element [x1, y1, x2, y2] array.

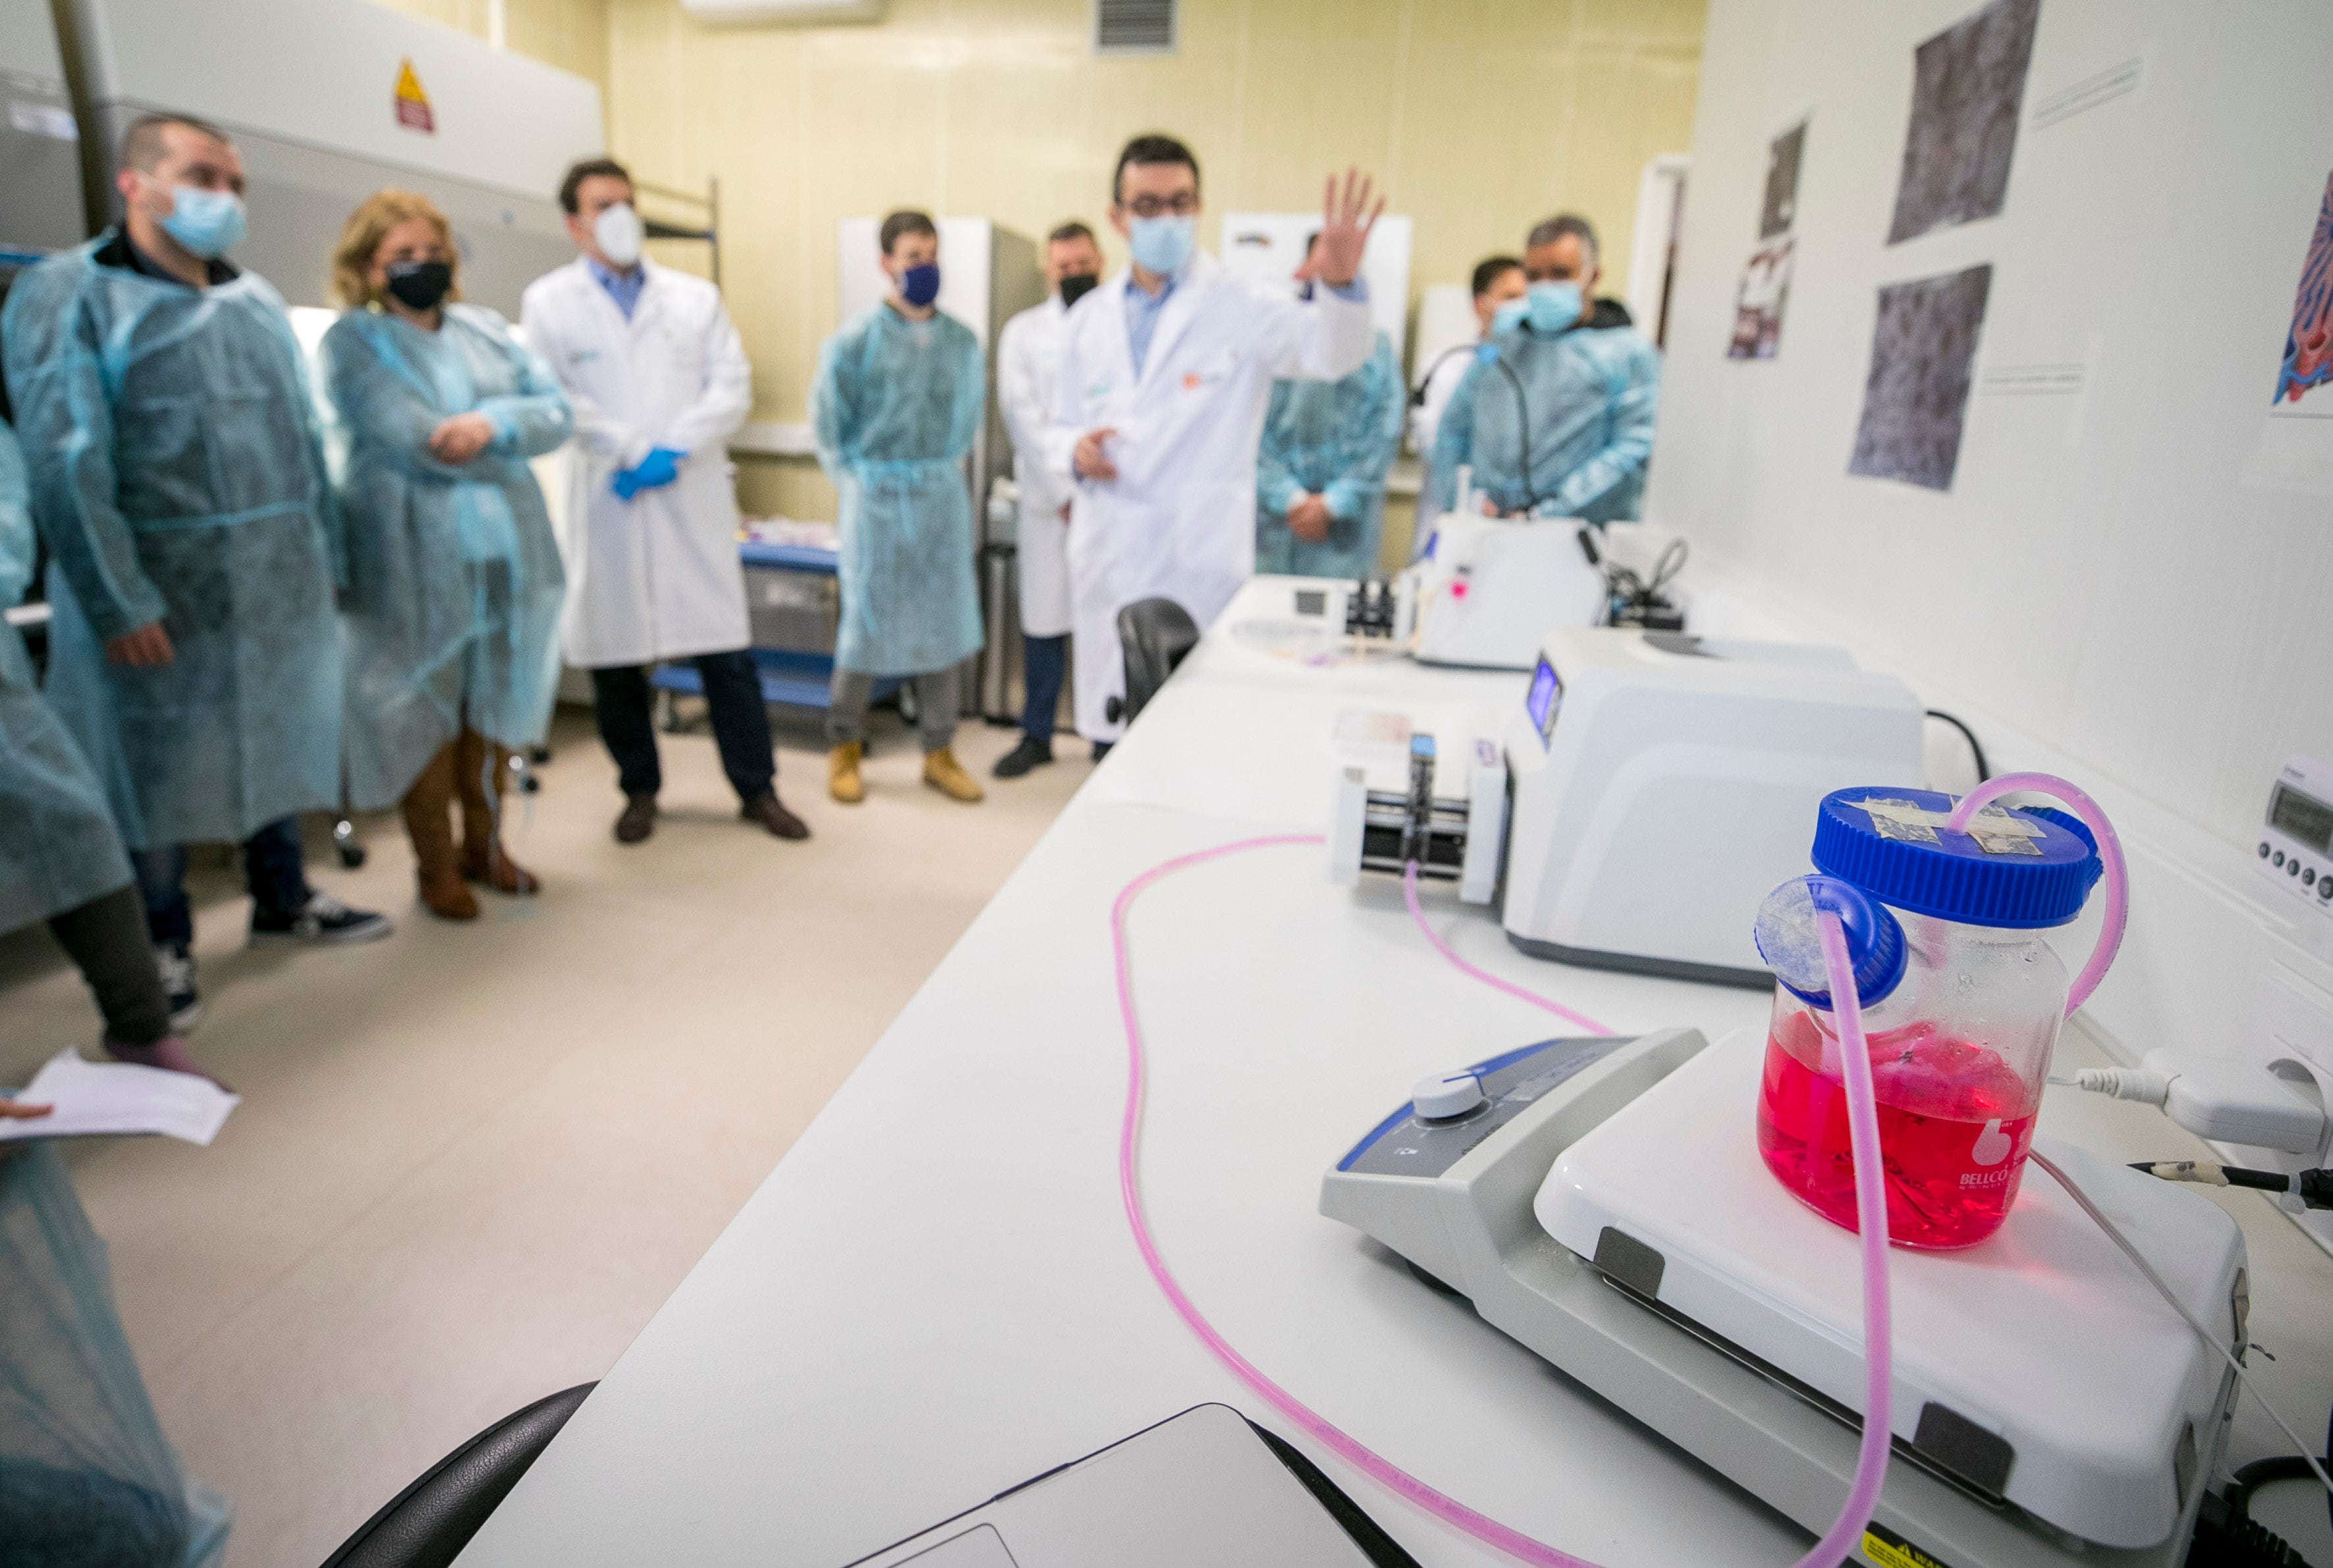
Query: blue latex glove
[[610, 447, 683, 500]]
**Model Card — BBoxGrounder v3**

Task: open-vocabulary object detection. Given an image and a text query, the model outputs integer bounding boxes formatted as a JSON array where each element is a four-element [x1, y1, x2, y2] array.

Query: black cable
[[1408, 344, 1476, 407], [2225, 1455, 2333, 1527], [1923, 708, 1990, 782], [1490, 355, 1541, 515]]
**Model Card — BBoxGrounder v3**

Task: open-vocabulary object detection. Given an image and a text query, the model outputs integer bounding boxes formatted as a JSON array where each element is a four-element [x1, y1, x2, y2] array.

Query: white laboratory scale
[[1321, 1025, 2246, 1568], [1331, 626, 1927, 986]]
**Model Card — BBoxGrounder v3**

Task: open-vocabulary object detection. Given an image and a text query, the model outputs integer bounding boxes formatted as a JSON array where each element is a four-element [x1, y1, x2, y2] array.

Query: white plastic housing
[[1404, 514, 1607, 670], [1537, 1029, 2244, 1550], [2143, 1049, 2330, 1154], [1327, 767, 1366, 886], [1460, 738, 1506, 906], [1500, 629, 1925, 980]]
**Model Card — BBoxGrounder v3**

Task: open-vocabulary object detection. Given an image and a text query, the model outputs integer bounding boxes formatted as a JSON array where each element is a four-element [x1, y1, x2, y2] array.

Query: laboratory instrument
[[59, 0, 603, 315], [1321, 1025, 2241, 1568], [1390, 506, 1608, 669], [1750, 790, 2104, 1248], [2257, 754, 2333, 915], [1330, 628, 1927, 985]]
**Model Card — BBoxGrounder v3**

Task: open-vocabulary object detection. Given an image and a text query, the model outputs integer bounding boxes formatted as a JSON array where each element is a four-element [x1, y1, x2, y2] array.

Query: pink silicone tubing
[[1111, 834, 1897, 1567], [1942, 773, 2129, 1015]]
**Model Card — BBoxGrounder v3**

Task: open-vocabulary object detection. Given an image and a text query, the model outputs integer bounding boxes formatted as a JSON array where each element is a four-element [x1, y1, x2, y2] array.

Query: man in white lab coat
[[1044, 136, 1382, 751], [991, 220, 1103, 778], [522, 158, 808, 846]]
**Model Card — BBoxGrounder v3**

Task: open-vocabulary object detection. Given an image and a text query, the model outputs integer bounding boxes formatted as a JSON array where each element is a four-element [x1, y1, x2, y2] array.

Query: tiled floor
[[0, 702, 1091, 1568]]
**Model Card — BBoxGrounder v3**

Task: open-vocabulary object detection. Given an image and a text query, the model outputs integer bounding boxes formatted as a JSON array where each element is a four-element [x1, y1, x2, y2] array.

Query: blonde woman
[[325, 190, 572, 919]]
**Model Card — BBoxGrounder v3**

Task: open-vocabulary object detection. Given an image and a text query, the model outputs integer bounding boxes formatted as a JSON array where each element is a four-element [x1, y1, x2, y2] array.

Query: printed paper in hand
[[0, 1050, 239, 1146]]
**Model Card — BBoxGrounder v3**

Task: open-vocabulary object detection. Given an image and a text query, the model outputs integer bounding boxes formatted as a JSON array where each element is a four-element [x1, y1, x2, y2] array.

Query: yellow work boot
[[921, 746, 984, 803], [827, 742, 865, 804]]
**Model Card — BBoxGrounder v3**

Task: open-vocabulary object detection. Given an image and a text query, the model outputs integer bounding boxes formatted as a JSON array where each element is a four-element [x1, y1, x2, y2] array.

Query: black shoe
[[249, 892, 394, 945], [740, 792, 810, 840], [993, 735, 1055, 779], [615, 794, 657, 844], [154, 941, 202, 1033], [1090, 740, 1114, 763]]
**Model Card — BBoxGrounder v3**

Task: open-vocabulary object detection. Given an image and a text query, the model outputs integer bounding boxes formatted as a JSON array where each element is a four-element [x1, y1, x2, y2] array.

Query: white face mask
[[593, 203, 644, 268]]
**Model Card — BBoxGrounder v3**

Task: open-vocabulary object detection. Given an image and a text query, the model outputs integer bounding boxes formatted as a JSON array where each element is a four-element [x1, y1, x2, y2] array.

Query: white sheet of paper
[[0, 1049, 239, 1146]]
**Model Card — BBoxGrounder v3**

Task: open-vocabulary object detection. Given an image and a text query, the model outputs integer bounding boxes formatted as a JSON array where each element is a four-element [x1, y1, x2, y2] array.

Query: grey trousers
[[828, 666, 958, 753]]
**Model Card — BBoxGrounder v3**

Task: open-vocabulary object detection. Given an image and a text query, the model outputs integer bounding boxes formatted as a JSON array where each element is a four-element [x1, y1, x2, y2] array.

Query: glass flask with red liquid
[[1751, 788, 2104, 1250]]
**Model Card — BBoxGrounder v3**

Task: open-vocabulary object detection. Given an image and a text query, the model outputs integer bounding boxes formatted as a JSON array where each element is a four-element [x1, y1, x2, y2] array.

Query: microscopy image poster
[[1850, 265, 1994, 491], [1886, 0, 2040, 245], [1761, 120, 1807, 240], [2272, 170, 2333, 413], [1728, 238, 1794, 360]]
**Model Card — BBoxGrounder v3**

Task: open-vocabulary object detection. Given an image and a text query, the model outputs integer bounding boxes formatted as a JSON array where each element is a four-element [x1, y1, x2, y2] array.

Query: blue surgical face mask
[[900, 261, 941, 308], [155, 182, 247, 259], [1489, 296, 1529, 336], [1525, 279, 1583, 333], [1128, 215, 1195, 276]]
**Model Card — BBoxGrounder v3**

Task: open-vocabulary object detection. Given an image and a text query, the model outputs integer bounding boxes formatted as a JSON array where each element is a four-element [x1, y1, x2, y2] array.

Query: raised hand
[[1296, 168, 1386, 289]]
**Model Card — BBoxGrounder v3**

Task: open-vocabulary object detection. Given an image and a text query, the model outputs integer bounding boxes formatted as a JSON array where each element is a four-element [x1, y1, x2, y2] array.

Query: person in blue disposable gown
[[0, 419, 216, 1082], [1, 113, 389, 1032], [1255, 237, 1404, 580], [1429, 213, 1659, 524], [324, 190, 572, 922], [811, 209, 987, 807]]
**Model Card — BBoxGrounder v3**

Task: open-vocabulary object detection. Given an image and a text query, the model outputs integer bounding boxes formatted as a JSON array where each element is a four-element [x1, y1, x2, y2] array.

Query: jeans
[[47, 884, 173, 1045], [132, 816, 312, 948], [828, 666, 958, 753], [1020, 634, 1066, 744], [591, 652, 777, 803]]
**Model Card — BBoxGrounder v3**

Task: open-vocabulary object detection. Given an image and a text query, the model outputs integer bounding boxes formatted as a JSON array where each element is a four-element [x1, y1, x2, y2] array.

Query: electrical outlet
[[2257, 963, 2333, 1079]]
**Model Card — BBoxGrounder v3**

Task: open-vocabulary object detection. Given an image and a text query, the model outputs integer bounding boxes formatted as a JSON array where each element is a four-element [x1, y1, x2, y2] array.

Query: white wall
[[1648, 0, 2333, 1239]]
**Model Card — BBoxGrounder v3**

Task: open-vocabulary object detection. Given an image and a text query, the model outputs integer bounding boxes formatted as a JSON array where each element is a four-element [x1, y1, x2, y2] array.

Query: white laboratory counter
[[457, 579, 2333, 1568]]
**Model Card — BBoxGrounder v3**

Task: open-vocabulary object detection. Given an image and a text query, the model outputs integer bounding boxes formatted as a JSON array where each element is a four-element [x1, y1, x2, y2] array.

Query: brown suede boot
[[401, 743, 478, 920], [455, 728, 541, 895]]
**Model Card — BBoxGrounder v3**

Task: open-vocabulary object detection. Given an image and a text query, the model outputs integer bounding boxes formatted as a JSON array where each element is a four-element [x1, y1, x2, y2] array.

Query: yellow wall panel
[[385, 0, 1703, 518]]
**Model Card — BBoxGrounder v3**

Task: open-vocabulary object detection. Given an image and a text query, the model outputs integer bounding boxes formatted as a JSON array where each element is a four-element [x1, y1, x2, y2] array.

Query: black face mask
[[1058, 271, 1100, 309], [384, 259, 454, 311]]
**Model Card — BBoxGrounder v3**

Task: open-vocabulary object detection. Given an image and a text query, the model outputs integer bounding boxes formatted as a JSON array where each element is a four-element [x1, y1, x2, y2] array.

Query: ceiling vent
[[1095, 0, 1175, 55]]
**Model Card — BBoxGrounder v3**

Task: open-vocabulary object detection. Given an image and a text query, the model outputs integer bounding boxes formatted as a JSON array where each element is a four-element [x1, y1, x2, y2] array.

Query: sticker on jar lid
[[1848, 798, 2046, 855]]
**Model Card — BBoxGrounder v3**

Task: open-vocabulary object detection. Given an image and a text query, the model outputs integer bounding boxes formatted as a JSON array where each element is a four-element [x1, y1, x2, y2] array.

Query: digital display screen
[[1525, 657, 1563, 746], [2270, 783, 2333, 854]]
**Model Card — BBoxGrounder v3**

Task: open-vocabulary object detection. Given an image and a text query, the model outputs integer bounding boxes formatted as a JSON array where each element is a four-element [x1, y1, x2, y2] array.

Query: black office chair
[[1105, 597, 1200, 728], [319, 1383, 593, 1568]]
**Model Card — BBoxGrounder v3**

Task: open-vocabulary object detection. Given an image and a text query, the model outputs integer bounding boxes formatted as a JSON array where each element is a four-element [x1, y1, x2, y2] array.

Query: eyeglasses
[[1122, 194, 1198, 219]]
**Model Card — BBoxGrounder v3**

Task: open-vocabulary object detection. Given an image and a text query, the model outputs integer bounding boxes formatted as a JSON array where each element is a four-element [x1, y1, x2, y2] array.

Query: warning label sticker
[[1862, 1521, 1952, 1568]]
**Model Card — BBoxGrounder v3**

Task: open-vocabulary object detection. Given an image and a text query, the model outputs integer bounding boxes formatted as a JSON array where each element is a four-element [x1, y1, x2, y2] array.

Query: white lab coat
[[995, 294, 1073, 638], [519, 258, 754, 668], [1043, 252, 1373, 738]]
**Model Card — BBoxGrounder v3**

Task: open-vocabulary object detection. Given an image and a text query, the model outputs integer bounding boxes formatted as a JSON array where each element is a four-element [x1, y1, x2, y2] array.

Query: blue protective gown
[[810, 305, 986, 677], [1, 236, 343, 850], [1428, 323, 1661, 523], [0, 419, 134, 934], [1255, 330, 1404, 580], [323, 305, 573, 811]]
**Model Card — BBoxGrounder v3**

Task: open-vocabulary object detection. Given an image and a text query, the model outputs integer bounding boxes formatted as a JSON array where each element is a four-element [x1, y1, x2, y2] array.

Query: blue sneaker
[[249, 891, 393, 946]]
